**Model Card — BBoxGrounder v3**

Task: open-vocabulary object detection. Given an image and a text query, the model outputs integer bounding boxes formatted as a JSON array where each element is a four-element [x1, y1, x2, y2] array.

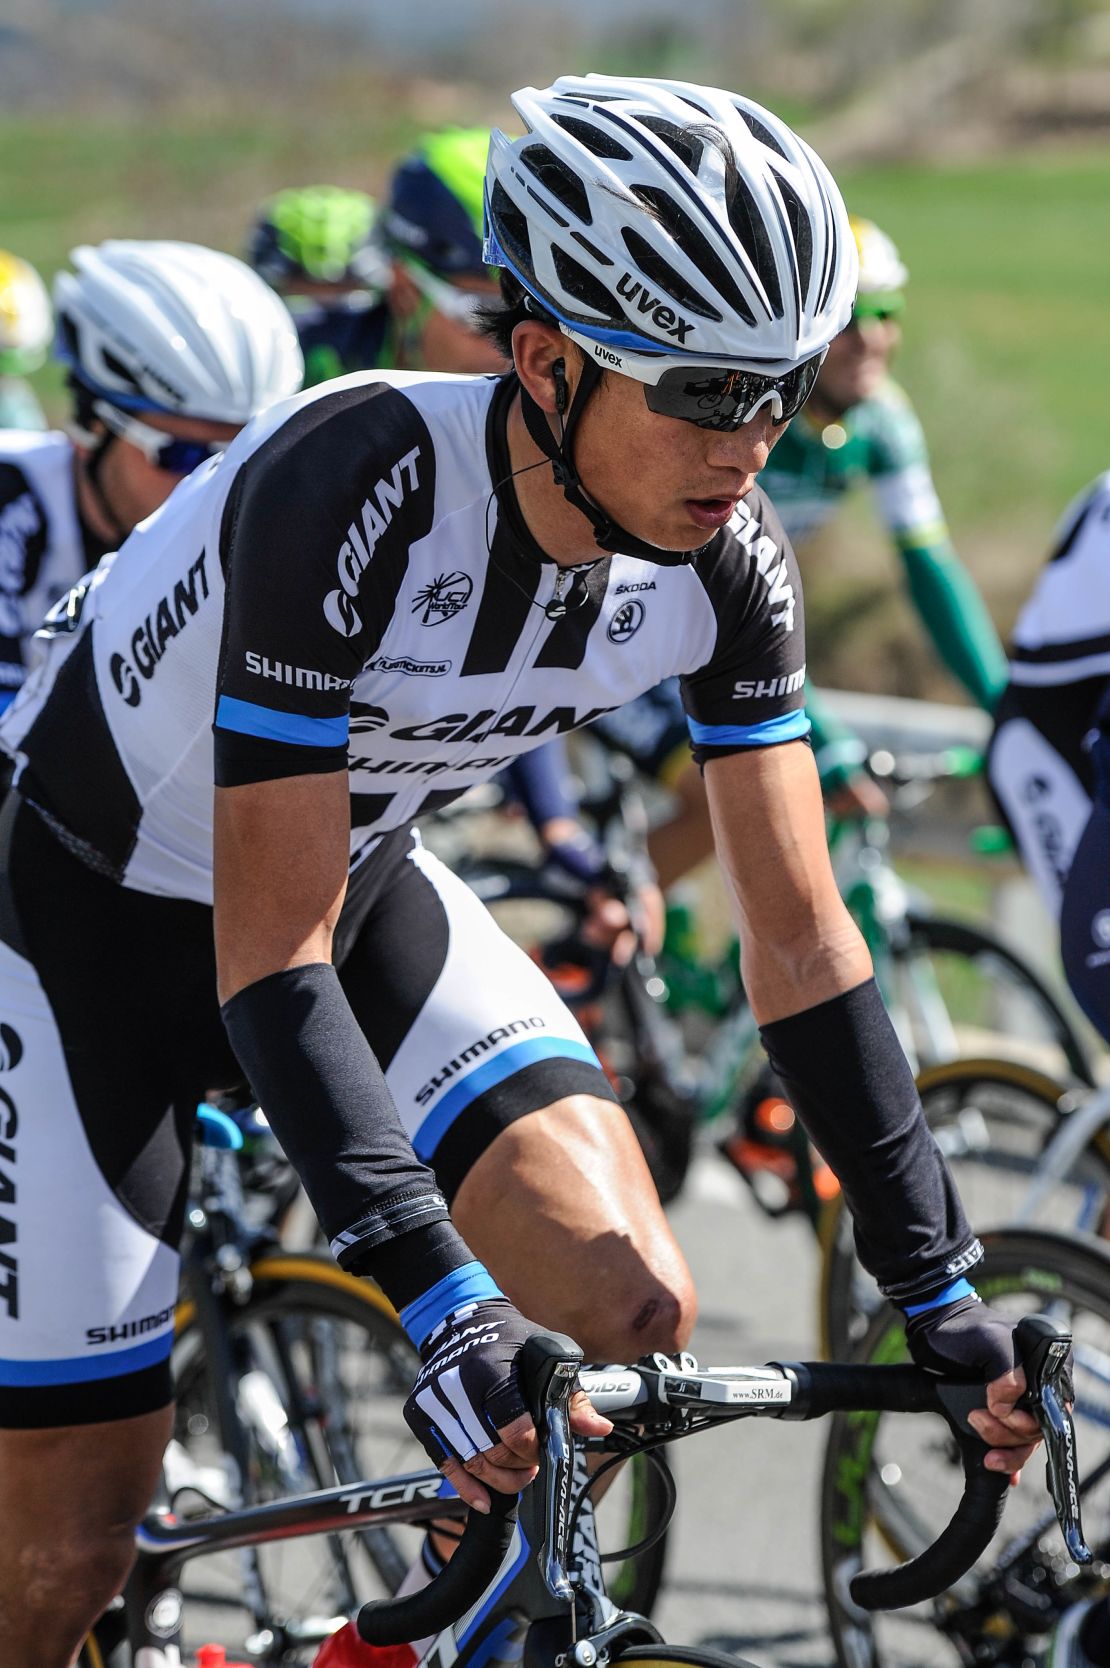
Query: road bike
[[820, 1057, 1110, 1359], [80, 1296, 1083, 1667], [823, 1225, 1110, 1667]]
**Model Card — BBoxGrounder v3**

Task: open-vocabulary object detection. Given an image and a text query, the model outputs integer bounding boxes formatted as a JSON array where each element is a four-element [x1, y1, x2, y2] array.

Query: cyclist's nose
[[704, 411, 778, 472]]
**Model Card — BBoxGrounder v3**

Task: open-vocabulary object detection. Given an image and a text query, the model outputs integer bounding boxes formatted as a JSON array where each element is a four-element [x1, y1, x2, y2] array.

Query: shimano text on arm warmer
[[220, 961, 474, 1311], [759, 978, 982, 1303]]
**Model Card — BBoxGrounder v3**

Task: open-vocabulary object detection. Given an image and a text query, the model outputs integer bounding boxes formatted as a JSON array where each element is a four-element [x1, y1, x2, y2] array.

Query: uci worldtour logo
[[608, 599, 645, 642], [411, 572, 473, 626], [323, 446, 422, 639]]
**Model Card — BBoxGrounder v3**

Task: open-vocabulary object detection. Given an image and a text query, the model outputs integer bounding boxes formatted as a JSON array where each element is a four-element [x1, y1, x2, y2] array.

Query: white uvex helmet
[[54, 239, 304, 422], [485, 74, 857, 374]]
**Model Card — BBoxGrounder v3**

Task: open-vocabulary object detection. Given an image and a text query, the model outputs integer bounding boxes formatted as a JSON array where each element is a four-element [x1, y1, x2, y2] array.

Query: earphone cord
[[483, 426, 596, 619]]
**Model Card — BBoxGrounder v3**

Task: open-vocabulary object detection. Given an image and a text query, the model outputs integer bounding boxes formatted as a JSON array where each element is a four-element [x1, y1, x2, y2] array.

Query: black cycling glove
[[404, 1298, 540, 1468]]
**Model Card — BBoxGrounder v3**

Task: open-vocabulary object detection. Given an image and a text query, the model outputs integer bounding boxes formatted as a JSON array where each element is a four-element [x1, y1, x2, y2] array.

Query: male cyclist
[[0, 79, 1039, 1668], [760, 213, 1007, 811], [0, 239, 303, 713], [373, 126, 508, 376], [248, 185, 390, 386], [989, 474, 1110, 1062], [0, 250, 53, 432]]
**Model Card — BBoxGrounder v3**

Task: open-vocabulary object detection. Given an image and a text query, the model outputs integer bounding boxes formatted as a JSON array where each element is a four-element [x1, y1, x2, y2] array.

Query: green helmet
[[379, 127, 491, 278], [249, 186, 386, 290]]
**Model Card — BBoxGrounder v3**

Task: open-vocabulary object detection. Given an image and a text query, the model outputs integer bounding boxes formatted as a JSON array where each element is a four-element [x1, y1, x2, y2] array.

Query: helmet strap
[[516, 358, 708, 568]]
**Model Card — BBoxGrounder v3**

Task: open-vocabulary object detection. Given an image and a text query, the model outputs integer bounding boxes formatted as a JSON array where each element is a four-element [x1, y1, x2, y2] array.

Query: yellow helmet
[[0, 250, 52, 376], [849, 216, 907, 315]]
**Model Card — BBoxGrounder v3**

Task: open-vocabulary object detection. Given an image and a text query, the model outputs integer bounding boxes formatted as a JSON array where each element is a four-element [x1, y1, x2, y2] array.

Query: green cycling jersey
[[758, 375, 1006, 788]]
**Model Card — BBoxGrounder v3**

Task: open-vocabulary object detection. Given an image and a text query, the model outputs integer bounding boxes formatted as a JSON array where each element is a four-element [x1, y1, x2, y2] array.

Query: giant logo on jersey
[[109, 552, 209, 708], [323, 446, 422, 639], [0, 1022, 23, 1321], [0, 465, 47, 642]]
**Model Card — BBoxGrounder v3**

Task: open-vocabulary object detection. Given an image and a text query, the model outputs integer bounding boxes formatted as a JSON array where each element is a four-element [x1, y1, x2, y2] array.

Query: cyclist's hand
[[404, 1299, 612, 1511], [825, 769, 889, 822], [906, 1293, 1044, 1477], [583, 880, 664, 963]]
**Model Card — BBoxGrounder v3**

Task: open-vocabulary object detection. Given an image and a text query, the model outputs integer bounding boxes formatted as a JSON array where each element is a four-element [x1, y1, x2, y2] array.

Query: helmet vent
[[620, 223, 723, 323], [521, 144, 592, 225], [774, 174, 812, 297], [552, 246, 619, 318], [490, 182, 534, 270], [550, 113, 632, 162], [726, 174, 783, 318], [629, 188, 750, 323], [101, 349, 143, 395], [735, 106, 790, 160], [637, 115, 703, 173], [571, 231, 614, 267]]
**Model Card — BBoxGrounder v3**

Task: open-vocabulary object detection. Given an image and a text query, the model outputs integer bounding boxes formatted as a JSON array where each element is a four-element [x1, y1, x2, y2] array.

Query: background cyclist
[[248, 184, 390, 386], [0, 249, 53, 432], [762, 213, 1008, 815], [373, 125, 508, 375], [0, 238, 303, 714]]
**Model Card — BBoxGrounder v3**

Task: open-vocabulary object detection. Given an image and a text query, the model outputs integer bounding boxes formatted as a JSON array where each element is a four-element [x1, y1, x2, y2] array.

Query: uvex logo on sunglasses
[[615, 274, 695, 343]]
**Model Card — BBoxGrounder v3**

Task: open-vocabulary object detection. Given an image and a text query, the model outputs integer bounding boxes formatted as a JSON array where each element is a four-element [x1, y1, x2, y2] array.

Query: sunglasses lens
[[643, 350, 825, 429], [155, 438, 221, 475]]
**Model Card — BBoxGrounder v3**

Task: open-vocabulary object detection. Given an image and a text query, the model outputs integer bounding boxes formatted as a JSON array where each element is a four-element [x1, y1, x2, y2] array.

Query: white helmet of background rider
[[54, 240, 304, 424], [850, 215, 908, 301], [485, 75, 857, 384]]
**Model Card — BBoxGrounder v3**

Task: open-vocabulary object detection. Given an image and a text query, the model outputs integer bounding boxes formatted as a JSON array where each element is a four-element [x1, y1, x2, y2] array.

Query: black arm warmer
[[759, 978, 982, 1303], [220, 961, 473, 1309]]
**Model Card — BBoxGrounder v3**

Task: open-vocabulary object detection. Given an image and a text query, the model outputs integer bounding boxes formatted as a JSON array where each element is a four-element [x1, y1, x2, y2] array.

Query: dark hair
[[477, 268, 552, 362]]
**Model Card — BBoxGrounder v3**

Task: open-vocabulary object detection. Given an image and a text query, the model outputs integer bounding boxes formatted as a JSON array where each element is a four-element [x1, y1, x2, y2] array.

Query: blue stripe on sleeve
[[686, 710, 811, 748], [0, 1329, 173, 1386], [399, 1260, 506, 1350], [215, 695, 349, 747], [902, 1277, 977, 1316]]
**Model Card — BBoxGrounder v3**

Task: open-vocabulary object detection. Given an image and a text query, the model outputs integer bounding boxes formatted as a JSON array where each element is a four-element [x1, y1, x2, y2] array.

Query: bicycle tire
[[898, 912, 1095, 1085], [818, 1059, 1110, 1360], [613, 1643, 761, 1668], [821, 1226, 1110, 1668]]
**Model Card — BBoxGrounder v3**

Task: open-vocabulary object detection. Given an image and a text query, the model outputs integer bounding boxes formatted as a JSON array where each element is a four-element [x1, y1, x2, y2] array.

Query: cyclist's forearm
[[759, 978, 982, 1302], [901, 539, 1008, 713], [220, 961, 475, 1310]]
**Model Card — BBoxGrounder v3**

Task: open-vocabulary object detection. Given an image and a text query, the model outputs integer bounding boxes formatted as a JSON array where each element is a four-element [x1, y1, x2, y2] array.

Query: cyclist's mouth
[[685, 494, 742, 530]]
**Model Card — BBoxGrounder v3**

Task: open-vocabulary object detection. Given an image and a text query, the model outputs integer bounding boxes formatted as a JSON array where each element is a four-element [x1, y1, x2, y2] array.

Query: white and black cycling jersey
[[1009, 472, 1110, 695], [0, 369, 808, 903], [0, 430, 90, 713]]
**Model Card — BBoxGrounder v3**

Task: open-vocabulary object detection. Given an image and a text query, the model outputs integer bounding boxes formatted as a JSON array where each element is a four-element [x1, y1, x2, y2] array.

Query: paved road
[[652, 1150, 837, 1668]]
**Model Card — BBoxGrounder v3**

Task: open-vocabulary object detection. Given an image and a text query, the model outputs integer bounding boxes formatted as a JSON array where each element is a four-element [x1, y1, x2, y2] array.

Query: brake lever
[[1014, 1315, 1092, 1565], [521, 1331, 585, 1603]]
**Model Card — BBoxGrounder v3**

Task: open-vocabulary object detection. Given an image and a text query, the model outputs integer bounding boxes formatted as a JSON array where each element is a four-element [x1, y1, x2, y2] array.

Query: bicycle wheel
[[894, 913, 1095, 1085], [172, 1254, 423, 1662], [613, 1643, 760, 1668], [819, 1059, 1110, 1360], [821, 1227, 1110, 1668]]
